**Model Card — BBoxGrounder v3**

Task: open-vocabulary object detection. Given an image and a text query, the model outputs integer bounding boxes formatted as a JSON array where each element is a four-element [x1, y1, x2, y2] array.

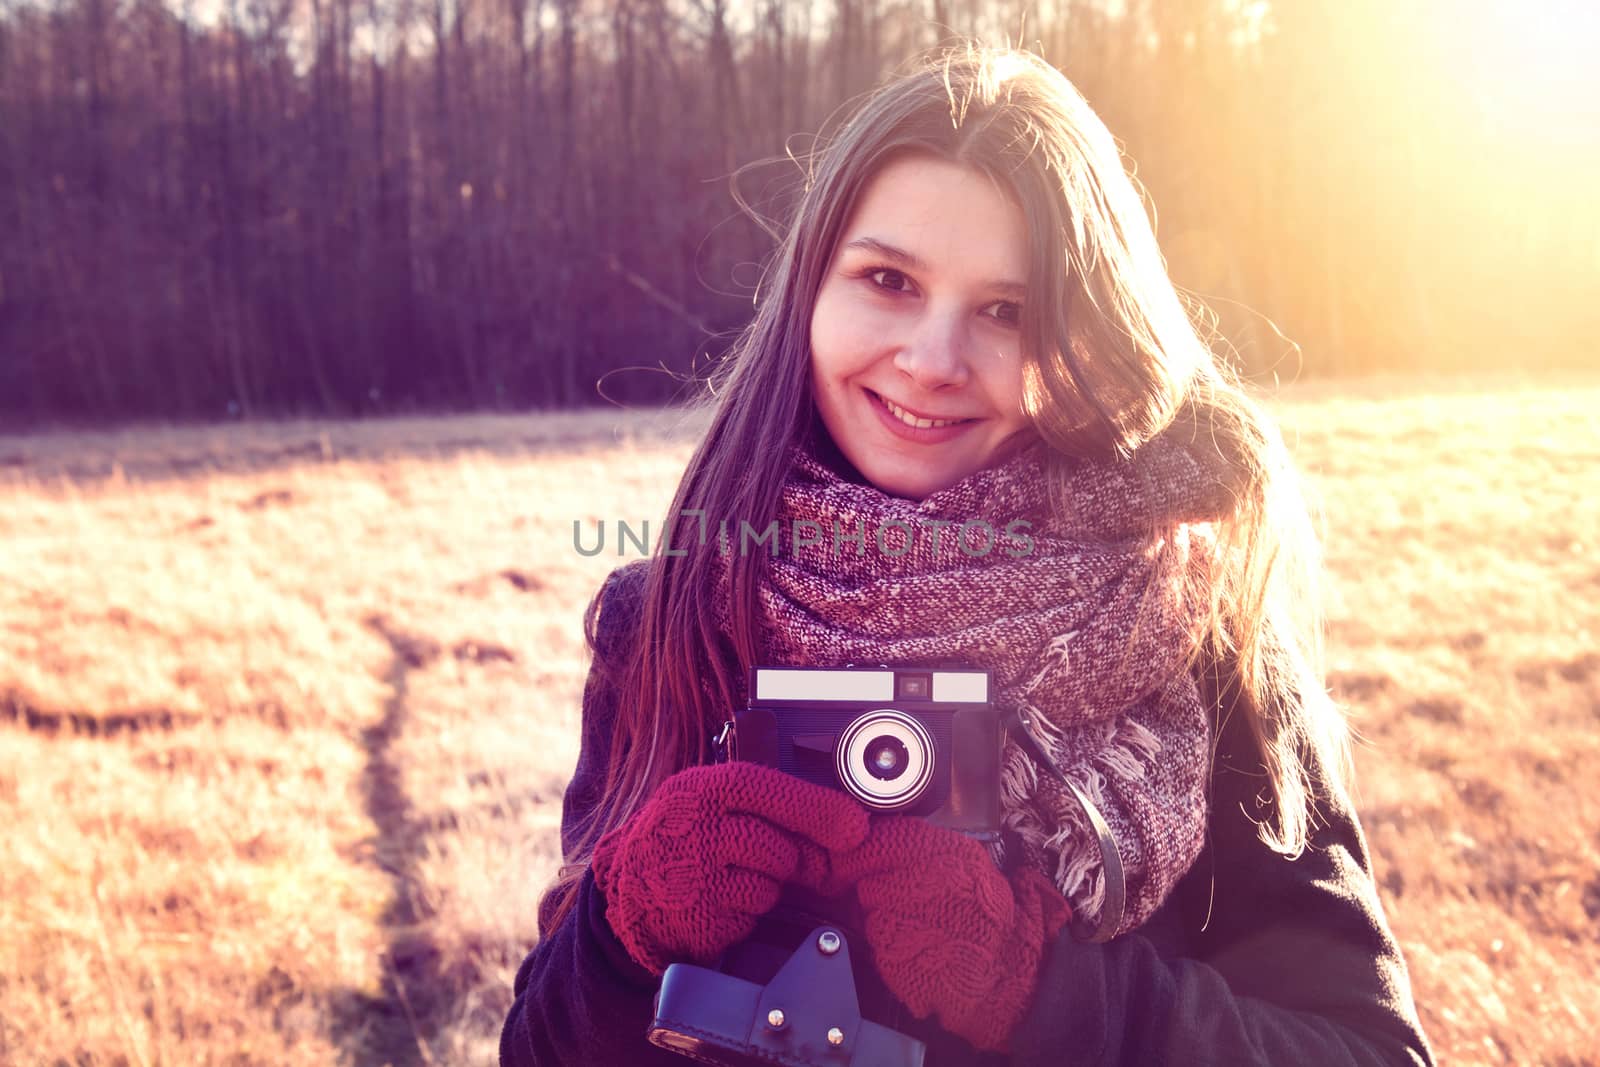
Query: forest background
[[3, 0, 1597, 422]]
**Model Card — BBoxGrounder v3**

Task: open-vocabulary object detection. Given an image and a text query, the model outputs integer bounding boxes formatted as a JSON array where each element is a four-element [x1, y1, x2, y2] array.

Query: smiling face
[[808, 152, 1037, 501]]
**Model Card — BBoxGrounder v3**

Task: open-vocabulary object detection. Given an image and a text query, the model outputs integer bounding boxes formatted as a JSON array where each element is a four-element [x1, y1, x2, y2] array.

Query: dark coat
[[500, 562, 1435, 1066]]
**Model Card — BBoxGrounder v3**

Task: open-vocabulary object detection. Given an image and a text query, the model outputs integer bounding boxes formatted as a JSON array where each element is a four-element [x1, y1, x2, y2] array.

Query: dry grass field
[[1, 376, 1596, 1065]]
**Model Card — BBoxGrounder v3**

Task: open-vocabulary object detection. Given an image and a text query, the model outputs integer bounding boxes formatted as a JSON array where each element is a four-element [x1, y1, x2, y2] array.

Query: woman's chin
[[857, 459, 965, 501]]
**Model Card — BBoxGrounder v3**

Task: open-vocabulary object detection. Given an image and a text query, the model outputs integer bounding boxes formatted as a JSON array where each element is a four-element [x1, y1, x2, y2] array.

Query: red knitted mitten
[[590, 762, 871, 974], [828, 816, 1072, 1052]]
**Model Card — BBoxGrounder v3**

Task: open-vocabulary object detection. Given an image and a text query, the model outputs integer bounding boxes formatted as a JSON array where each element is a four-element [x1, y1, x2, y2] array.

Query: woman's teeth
[[880, 394, 967, 429]]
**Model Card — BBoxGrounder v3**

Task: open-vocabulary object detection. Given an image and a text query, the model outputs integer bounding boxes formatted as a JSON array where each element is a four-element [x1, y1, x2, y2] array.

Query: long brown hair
[[538, 40, 1351, 934]]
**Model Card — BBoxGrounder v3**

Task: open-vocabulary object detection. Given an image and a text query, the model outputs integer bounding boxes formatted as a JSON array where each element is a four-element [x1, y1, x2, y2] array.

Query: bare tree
[[0, 0, 1586, 421]]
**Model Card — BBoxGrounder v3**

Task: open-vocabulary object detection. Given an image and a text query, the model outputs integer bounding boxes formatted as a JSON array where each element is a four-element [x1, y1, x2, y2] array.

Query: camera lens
[[863, 736, 910, 780], [836, 710, 934, 810]]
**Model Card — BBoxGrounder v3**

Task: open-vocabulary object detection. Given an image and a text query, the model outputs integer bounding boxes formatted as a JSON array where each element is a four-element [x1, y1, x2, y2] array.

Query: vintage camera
[[646, 665, 1005, 1067], [730, 665, 1003, 840]]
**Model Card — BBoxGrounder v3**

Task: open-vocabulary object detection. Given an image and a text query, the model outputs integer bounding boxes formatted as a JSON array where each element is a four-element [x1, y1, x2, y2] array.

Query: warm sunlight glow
[[1449, 0, 1600, 146]]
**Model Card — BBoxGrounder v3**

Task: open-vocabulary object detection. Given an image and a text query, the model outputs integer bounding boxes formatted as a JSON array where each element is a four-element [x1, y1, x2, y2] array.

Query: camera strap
[[1003, 710, 1127, 944]]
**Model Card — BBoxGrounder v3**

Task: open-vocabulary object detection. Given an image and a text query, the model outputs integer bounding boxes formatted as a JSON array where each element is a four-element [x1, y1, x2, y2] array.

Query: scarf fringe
[[1000, 709, 1170, 928], [1018, 629, 1078, 695]]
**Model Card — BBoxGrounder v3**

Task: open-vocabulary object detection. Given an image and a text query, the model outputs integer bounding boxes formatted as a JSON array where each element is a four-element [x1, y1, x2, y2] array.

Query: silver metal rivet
[[817, 930, 842, 955], [766, 1009, 786, 1030], [827, 1027, 845, 1047]]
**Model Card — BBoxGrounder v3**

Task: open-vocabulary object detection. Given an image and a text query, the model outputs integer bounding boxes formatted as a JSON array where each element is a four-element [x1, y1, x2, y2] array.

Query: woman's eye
[[866, 267, 911, 293], [859, 267, 1021, 326], [988, 302, 1023, 327]]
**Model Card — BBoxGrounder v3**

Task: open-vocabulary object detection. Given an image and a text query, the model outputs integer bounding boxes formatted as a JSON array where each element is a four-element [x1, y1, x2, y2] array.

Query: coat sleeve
[[1008, 696, 1435, 1067], [499, 563, 685, 1067]]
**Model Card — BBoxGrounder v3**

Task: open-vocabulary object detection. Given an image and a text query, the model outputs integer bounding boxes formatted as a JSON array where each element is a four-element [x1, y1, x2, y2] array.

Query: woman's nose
[[892, 317, 970, 390]]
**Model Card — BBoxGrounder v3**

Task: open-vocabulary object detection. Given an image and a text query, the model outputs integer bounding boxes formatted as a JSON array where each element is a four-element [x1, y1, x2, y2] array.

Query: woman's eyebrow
[[842, 236, 1027, 299]]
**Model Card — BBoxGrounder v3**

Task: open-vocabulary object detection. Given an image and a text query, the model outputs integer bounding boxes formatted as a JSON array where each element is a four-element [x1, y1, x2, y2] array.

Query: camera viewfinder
[[896, 673, 932, 700]]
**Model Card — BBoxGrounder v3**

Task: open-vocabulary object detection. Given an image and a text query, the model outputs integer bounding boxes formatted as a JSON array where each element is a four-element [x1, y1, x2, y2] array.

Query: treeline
[[1, 0, 1594, 421]]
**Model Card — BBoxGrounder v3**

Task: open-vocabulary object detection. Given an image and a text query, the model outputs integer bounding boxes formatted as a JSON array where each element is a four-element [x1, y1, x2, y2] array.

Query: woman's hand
[[825, 816, 1074, 1052], [589, 762, 871, 975]]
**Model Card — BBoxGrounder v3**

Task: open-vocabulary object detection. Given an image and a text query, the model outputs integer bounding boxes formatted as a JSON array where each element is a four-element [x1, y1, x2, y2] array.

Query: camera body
[[650, 664, 1001, 1066], [731, 665, 1004, 839]]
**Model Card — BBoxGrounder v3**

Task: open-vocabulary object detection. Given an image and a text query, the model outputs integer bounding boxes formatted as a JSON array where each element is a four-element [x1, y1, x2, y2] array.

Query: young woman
[[501, 43, 1434, 1066]]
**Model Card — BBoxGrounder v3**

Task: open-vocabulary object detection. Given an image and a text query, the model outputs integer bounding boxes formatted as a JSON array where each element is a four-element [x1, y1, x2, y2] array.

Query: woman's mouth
[[866, 389, 978, 442]]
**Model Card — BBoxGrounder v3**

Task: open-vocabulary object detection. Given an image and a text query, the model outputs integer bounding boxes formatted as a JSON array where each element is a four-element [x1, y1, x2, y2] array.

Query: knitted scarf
[[713, 424, 1242, 936]]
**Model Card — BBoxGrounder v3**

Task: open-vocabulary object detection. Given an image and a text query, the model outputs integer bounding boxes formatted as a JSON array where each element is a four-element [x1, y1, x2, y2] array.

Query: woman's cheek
[[840, 299, 897, 353], [812, 291, 864, 366], [809, 285, 846, 355]]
